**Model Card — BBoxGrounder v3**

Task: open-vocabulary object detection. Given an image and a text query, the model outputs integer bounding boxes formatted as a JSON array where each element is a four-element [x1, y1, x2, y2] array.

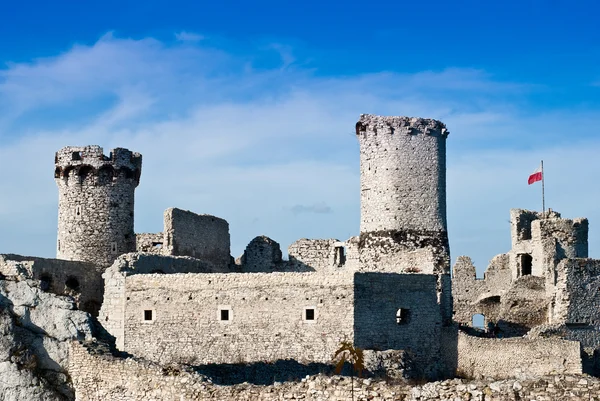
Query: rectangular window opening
[[396, 308, 410, 325], [305, 308, 315, 321], [520, 254, 533, 276], [144, 310, 153, 321], [220, 309, 230, 321]]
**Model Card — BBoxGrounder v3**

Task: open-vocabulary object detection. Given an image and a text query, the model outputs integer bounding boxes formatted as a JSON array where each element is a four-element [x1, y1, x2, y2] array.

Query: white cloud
[[0, 33, 598, 272], [175, 31, 204, 42]]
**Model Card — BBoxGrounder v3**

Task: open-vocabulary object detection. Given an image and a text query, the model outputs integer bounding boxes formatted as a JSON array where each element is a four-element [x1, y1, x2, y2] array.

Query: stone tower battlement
[[54, 145, 142, 185], [55, 146, 142, 267], [355, 114, 449, 234]]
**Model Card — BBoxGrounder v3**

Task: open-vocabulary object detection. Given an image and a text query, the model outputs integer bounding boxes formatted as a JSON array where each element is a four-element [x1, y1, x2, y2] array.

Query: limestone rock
[[0, 278, 94, 400]]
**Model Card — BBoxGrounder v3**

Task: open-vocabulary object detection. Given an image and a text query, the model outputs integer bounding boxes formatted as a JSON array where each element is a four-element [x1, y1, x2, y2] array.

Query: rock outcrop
[[0, 277, 94, 400]]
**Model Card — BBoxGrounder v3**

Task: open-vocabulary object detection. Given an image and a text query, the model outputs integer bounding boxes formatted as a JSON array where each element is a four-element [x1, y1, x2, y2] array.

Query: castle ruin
[[1, 114, 598, 400]]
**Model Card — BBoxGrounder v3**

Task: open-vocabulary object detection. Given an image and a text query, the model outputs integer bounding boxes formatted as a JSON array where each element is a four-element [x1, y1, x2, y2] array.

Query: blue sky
[[1, 0, 599, 274]]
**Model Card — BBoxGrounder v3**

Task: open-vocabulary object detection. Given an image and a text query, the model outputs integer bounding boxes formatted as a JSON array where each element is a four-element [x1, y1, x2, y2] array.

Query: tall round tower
[[355, 114, 450, 274], [55, 145, 142, 267]]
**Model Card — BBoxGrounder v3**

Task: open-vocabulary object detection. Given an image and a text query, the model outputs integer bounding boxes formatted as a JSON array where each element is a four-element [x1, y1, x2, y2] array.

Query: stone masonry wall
[[355, 114, 448, 235], [70, 341, 597, 401], [0, 253, 103, 315], [122, 272, 355, 365], [163, 208, 231, 269], [55, 145, 141, 267], [239, 236, 283, 272], [508, 209, 588, 281], [99, 252, 226, 349], [451, 255, 511, 326], [288, 239, 341, 272], [452, 255, 550, 335], [354, 273, 446, 380], [457, 332, 581, 379], [553, 258, 600, 325], [135, 232, 164, 254]]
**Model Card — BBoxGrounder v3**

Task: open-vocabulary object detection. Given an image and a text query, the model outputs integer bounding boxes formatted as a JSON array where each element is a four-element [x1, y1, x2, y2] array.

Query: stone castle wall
[[0, 254, 103, 315], [452, 255, 550, 336], [135, 232, 164, 254], [99, 252, 226, 349], [163, 208, 231, 269], [457, 332, 581, 379], [553, 258, 600, 325], [103, 269, 447, 379], [288, 239, 342, 272], [353, 273, 445, 379], [70, 341, 594, 401], [121, 272, 355, 365], [55, 145, 141, 267], [451, 255, 512, 327]]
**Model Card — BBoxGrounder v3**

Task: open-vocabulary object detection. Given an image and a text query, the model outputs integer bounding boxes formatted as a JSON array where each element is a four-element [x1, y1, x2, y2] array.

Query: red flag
[[528, 164, 543, 185]]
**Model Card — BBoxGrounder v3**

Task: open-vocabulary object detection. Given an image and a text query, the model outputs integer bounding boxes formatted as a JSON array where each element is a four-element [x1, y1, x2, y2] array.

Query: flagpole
[[541, 160, 545, 219]]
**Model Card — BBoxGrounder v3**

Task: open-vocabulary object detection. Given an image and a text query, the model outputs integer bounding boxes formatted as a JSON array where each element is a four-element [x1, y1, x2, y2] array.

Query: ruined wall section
[[508, 209, 588, 281], [0, 254, 103, 315], [55, 145, 141, 267], [99, 252, 226, 349], [457, 332, 581, 379], [135, 233, 164, 254], [285, 237, 360, 272], [287, 239, 341, 272], [238, 236, 283, 272], [452, 255, 549, 335], [121, 272, 355, 365], [356, 114, 450, 276], [163, 208, 231, 269], [354, 273, 446, 379], [553, 259, 600, 325], [452, 255, 511, 326]]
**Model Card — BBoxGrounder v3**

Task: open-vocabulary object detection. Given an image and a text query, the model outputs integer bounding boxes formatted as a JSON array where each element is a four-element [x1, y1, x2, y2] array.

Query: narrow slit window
[[144, 310, 153, 321]]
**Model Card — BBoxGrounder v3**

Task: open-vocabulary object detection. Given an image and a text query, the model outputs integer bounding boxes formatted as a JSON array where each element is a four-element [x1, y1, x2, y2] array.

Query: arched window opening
[[65, 277, 80, 293], [78, 166, 94, 183], [62, 166, 75, 178], [97, 165, 115, 185], [472, 313, 485, 330]]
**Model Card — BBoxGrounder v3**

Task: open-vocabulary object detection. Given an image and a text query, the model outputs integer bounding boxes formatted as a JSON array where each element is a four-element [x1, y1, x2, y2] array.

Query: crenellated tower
[[55, 145, 142, 267]]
